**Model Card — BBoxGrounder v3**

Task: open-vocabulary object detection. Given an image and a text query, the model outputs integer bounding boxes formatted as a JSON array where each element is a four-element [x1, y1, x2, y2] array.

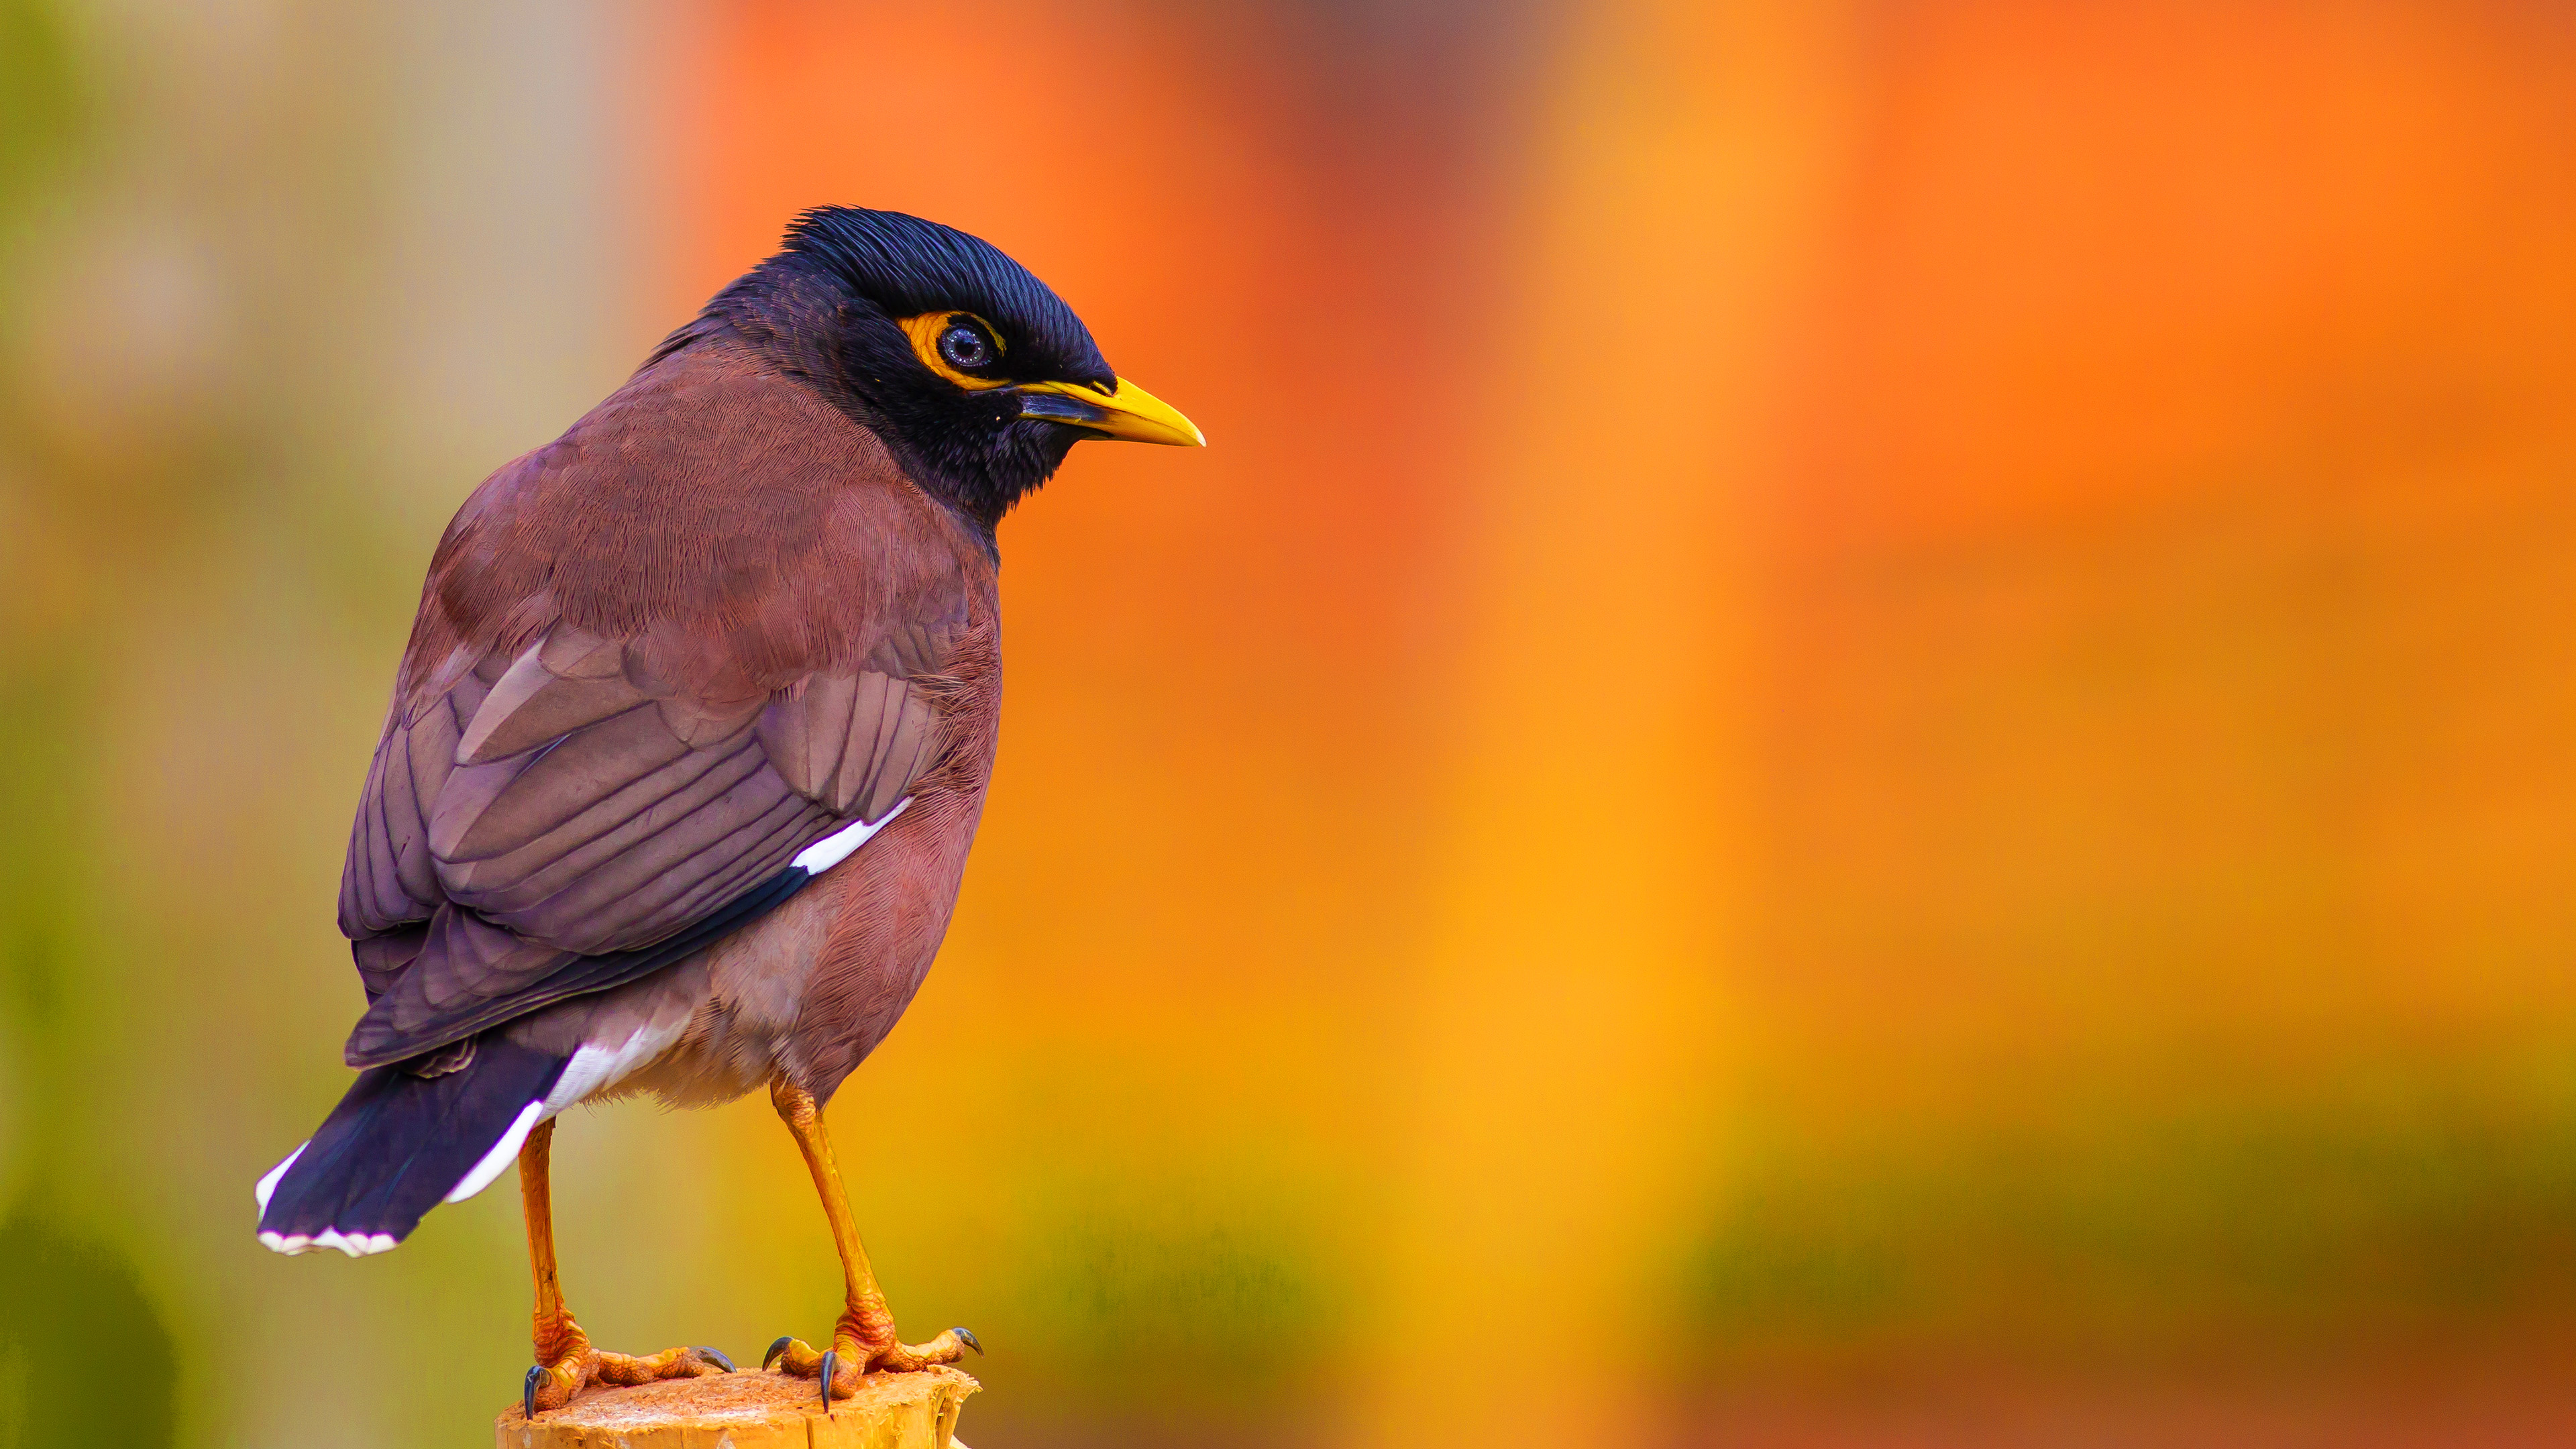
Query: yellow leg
[[763, 1077, 977, 1407], [520, 1118, 731, 1416]]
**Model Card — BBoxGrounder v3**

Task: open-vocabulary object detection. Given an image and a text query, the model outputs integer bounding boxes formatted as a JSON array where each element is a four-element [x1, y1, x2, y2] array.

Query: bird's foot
[[521, 1318, 733, 1417], [762, 1324, 979, 1409]]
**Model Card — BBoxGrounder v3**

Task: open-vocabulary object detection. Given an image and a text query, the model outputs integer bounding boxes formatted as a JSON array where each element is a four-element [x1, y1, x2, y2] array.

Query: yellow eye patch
[[898, 312, 1009, 390]]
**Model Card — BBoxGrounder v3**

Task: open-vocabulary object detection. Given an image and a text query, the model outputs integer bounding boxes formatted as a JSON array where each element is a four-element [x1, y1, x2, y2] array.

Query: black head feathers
[[663, 206, 1150, 536], [782, 207, 1114, 390]]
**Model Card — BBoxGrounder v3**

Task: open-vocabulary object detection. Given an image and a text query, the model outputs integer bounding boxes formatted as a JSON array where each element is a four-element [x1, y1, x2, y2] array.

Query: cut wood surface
[[493, 1366, 977, 1449]]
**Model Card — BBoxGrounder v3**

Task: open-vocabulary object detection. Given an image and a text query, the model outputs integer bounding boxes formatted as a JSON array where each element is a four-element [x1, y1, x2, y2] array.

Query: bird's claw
[[519, 1335, 729, 1417], [767, 1323, 969, 1398]]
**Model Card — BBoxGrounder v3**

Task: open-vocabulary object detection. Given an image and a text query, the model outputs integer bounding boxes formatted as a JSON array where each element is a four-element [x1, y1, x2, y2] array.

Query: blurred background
[[4, 1, 2576, 1445]]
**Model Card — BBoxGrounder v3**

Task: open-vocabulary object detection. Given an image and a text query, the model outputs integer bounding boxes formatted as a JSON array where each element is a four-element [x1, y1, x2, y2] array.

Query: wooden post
[[494, 1365, 977, 1448]]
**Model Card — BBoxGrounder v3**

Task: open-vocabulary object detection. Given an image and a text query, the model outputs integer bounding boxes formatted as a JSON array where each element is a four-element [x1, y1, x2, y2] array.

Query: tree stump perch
[[494, 1366, 977, 1448]]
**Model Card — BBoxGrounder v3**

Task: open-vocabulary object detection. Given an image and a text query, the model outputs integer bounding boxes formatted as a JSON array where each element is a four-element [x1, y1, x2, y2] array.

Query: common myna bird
[[253, 206, 1201, 1415]]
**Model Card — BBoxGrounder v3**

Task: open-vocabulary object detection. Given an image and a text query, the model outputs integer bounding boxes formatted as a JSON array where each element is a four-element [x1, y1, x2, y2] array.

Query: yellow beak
[[1012, 376, 1205, 447]]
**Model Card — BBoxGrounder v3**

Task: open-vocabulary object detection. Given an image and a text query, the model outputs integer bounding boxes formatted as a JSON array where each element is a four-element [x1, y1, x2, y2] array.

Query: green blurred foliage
[[1686, 1057, 2576, 1368], [0, 8, 166, 1448], [0, 1216, 178, 1449], [0, 0, 80, 217]]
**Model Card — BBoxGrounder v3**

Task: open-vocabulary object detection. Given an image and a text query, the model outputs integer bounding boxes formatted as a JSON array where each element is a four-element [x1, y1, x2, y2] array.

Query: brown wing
[[335, 335, 993, 1069]]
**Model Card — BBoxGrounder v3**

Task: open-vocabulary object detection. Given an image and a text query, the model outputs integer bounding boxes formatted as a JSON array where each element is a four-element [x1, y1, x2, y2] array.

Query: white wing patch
[[256, 799, 915, 1259], [791, 798, 910, 874]]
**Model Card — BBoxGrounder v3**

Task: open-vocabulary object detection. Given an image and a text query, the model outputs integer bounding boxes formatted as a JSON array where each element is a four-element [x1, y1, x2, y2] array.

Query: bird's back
[[260, 327, 1004, 1254], [257, 201, 1195, 1271]]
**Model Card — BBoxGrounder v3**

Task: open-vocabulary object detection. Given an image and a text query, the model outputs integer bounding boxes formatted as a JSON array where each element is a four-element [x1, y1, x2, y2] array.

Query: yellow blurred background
[[5, 1, 2576, 1445]]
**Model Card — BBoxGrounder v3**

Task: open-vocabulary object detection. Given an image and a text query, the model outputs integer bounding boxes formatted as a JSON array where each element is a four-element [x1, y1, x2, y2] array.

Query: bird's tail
[[254, 1034, 568, 1256]]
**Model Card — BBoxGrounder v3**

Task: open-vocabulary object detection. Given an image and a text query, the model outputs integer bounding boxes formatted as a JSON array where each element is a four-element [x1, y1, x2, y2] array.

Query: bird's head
[[711, 205, 1202, 532]]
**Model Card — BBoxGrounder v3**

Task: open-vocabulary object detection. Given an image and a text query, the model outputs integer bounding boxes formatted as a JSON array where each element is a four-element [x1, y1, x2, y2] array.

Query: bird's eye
[[898, 311, 1010, 388], [938, 321, 994, 372]]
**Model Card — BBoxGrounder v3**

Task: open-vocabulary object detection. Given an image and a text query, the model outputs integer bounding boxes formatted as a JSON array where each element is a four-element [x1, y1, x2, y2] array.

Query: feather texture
[[334, 331, 997, 1069]]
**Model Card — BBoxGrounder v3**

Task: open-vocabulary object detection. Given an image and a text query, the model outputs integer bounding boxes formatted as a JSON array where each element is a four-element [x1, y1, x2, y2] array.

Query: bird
[[252, 205, 1202, 1418]]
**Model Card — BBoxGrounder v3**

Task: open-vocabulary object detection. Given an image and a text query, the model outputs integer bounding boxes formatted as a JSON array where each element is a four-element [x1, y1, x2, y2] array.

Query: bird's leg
[[519, 1118, 733, 1417], [523, 1118, 590, 1398], [763, 1077, 978, 1407]]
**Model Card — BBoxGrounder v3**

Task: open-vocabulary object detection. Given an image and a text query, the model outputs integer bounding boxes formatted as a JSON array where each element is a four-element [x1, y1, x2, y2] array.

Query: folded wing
[[338, 613, 971, 1067]]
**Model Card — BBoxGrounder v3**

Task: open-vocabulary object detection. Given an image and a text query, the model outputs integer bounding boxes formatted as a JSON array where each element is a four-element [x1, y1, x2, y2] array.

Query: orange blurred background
[[4, 2, 2576, 1446]]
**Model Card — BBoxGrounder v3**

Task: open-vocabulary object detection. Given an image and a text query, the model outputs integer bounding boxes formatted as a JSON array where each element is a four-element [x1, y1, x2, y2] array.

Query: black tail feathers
[[255, 1034, 567, 1256]]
